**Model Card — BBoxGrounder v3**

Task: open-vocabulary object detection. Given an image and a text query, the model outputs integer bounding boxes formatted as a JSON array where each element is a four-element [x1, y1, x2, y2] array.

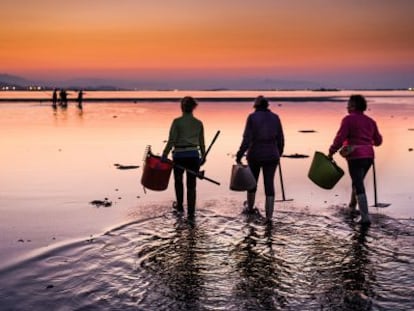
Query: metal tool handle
[[202, 130, 220, 163]]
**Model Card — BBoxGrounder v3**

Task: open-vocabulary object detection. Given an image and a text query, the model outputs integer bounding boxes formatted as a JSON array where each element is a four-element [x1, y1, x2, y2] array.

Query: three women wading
[[159, 94, 382, 227]]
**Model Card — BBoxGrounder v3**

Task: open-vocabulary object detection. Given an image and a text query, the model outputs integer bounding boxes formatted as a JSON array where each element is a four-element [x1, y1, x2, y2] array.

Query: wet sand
[[0, 90, 413, 309], [1, 208, 414, 310]]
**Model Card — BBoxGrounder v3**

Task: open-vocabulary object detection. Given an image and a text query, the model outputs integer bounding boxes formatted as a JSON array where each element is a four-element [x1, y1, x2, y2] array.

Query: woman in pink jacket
[[328, 95, 382, 225]]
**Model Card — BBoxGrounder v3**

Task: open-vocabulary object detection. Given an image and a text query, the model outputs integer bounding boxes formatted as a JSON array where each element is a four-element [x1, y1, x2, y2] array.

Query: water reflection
[[52, 104, 68, 123], [319, 218, 374, 310], [0, 209, 413, 310], [77, 109, 83, 118], [170, 221, 203, 310], [340, 225, 374, 310], [232, 219, 287, 310], [137, 215, 206, 310]]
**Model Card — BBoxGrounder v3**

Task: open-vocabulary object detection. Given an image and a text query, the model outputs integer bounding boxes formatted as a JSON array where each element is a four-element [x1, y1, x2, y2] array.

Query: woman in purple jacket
[[328, 95, 382, 225], [236, 96, 285, 223]]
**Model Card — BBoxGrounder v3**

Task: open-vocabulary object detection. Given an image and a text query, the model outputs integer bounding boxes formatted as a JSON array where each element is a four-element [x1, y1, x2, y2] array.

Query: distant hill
[[54, 78, 127, 90], [0, 73, 330, 91], [0, 74, 127, 90], [1, 72, 412, 91], [0, 73, 32, 89]]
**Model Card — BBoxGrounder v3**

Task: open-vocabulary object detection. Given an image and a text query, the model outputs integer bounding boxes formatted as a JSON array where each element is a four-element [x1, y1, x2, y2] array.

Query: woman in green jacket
[[162, 96, 206, 218]]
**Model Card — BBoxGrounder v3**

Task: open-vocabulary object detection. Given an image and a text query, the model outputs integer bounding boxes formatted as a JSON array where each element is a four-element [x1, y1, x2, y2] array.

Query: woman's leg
[[246, 160, 261, 211], [262, 160, 278, 221], [173, 159, 185, 211], [348, 158, 373, 224], [262, 160, 278, 197], [347, 158, 373, 196], [348, 187, 357, 210], [185, 157, 200, 217]]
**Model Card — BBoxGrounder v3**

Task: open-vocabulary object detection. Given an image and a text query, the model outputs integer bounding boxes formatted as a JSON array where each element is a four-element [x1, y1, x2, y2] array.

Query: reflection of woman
[[162, 96, 206, 218], [233, 223, 286, 309], [169, 224, 203, 309], [340, 225, 372, 309], [328, 95, 382, 224], [145, 220, 204, 309], [236, 96, 284, 223], [77, 90, 83, 109], [52, 89, 58, 109]]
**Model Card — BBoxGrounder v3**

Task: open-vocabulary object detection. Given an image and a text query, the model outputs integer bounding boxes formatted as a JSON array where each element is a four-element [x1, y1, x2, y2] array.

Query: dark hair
[[349, 94, 367, 112], [253, 95, 269, 109], [181, 96, 198, 113]]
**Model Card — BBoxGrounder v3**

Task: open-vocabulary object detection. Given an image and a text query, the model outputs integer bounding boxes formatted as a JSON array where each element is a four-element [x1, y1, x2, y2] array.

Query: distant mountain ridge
[[1, 73, 327, 91], [1, 72, 412, 90], [0, 73, 33, 89], [0, 74, 129, 90]]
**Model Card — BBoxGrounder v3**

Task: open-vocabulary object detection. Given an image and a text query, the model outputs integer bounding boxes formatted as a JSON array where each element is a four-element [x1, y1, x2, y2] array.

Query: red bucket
[[141, 154, 173, 191]]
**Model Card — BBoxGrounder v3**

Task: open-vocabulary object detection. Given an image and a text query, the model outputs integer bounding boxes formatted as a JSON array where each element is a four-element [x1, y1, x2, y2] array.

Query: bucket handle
[[324, 153, 344, 174]]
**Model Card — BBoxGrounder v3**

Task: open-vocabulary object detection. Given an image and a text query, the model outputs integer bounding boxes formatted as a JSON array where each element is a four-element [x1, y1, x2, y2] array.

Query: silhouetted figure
[[77, 90, 84, 109], [328, 95, 382, 225], [59, 89, 68, 108], [162, 96, 206, 219], [235, 95, 285, 223], [52, 89, 58, 109]]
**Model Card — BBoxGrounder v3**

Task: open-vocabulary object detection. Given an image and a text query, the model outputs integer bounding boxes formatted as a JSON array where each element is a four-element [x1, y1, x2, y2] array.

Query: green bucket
[[308, 151, 345, 189]]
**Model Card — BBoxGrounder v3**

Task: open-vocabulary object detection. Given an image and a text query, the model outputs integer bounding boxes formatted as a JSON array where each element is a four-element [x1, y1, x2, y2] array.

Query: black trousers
[[347, 158, 373, 195], [248, 159, 279, 196], [173, 156, 200, 215]]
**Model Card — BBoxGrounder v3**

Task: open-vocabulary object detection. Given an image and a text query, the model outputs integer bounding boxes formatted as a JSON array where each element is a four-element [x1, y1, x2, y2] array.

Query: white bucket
[[229, 164, 257, 191]]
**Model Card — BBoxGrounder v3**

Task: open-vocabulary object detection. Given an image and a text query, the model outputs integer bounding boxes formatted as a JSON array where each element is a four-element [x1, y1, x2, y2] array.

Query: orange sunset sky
[[1, 0, 413, 89]]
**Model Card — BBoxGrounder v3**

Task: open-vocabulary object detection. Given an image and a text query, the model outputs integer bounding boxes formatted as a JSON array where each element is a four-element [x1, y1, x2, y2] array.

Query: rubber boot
[[349, 187, 357, 210], [187, 189, 196, 218], [265, 196, 275, 222], [243, 192, 256, 214], [174, 183, 184, 212], [349, 187, 359, 217], [357, 193, 371, 225]]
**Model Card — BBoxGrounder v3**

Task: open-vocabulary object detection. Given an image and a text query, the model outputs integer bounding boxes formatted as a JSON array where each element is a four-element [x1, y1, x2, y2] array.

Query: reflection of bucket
[[141, 154, 173, 191], [308, 151, 344, 189], [230, 164, 257, 191]]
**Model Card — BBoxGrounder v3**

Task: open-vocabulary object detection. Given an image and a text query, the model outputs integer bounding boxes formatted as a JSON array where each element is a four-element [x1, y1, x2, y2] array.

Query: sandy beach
[[0, 90, 413, 309]]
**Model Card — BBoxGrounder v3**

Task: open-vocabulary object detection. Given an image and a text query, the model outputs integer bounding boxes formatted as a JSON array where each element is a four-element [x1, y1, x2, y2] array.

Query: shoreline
[[1, 89, 412, 103]]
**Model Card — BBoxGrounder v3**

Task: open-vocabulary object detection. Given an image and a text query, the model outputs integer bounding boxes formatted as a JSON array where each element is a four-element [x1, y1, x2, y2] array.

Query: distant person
[[162, 96, 206, 218], [328, 94, 382, 225], [235, 95, 285, 223], [77, 90, 84, 109], [59, 89, 68, 108], [52, 89, 58, 109]]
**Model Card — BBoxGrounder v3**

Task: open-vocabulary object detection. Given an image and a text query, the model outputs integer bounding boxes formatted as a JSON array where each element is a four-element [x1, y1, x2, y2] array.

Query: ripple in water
[[0, 205, 413, 310]]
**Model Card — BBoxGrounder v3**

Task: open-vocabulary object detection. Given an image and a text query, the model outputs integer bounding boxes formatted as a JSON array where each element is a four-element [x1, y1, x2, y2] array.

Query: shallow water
[[1, 205, 413, 310], [0, 90, 413, 309]]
